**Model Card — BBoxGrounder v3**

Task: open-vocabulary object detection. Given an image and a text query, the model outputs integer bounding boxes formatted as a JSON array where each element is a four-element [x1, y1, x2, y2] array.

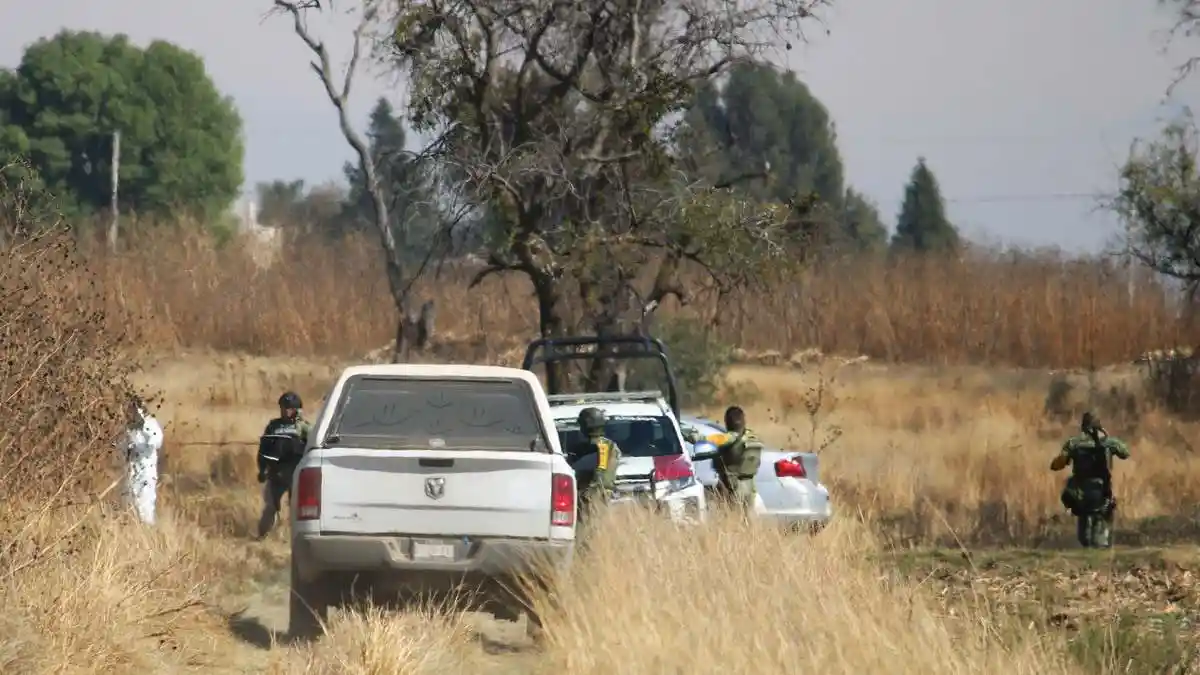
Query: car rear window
[[326, 375, 547, 450], [555, 415, 683, 457]]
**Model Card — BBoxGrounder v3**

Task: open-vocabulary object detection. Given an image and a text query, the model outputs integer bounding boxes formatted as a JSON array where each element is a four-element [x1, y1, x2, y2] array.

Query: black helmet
[[578, 407, 606, 434], [279, 391, 303, 410], [724, 405, 746, 430], [1081, 411, 1101, 434]]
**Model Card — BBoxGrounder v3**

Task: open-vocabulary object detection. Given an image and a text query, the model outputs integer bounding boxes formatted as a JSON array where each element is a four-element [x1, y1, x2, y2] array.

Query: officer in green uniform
[[1052, 411, 1131, 548], [565, 407, 622, 533], [711, 406, 763, 515], [256, 391, 313, 539]]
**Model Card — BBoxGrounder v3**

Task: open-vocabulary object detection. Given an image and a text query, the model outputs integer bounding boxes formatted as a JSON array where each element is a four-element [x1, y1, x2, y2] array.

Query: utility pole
[[107, 130, 120, 251]]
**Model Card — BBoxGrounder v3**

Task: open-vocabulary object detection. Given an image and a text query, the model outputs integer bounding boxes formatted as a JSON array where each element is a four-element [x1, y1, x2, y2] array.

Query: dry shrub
[[726, 363, 1200, 548], [0, 509, 218, 674], [268, 604, 477, 674], [0, 165, 143, 518], [525, 508, 1078, 675], [89, 221, 1189, 369]]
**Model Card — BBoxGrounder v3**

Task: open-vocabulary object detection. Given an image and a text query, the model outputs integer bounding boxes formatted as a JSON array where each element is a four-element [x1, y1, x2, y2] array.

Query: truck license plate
[[411, 541, 456, 561]]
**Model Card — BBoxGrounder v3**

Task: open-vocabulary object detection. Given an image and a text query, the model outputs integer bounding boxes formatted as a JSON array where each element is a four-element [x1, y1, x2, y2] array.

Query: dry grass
[[722, 361, 1200, 548], [266, 606, 480, 674], [6, 348, 1197, 673], [6, 213, 1200, 672], [84, 225, 1191, 367], [530, 508, 1078, 675]]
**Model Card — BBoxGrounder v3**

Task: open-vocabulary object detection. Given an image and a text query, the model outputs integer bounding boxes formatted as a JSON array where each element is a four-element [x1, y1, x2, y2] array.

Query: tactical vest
[[717, 430, 764, 482], [262, 417, 307, 462], [1069, 440, 1113, 484], [576, 436, 620, 493]]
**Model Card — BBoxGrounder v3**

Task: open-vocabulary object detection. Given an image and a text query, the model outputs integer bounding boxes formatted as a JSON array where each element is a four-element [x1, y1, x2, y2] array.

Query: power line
[[942, 191, 1110, 204]]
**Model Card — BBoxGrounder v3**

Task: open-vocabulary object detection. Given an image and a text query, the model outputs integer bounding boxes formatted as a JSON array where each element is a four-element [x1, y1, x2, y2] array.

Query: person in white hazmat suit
[[121, 396, 164, 525]]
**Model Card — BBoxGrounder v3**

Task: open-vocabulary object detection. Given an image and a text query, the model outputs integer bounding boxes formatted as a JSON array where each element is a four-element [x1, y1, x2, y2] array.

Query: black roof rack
[[520, 335, 680, 416]]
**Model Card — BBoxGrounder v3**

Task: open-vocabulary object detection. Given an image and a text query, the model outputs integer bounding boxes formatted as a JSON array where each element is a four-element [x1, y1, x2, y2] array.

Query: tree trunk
[[532, 273, 568, 393]]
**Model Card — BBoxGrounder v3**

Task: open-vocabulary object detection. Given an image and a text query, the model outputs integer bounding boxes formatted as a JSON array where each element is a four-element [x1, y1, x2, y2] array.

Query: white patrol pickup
[[287, 363, 576, 639], [548, 391, 708, 523]]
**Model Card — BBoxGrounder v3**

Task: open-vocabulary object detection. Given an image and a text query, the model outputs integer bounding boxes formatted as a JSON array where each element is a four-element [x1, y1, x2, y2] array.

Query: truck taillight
[[551, 473, 575, 526], [653, 454, 694, 481], [774, 458, 807, 479], [296, 467, 321, 520]]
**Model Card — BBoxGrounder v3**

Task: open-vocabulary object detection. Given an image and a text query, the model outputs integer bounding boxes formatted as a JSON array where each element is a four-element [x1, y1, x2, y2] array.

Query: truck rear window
[[326, 376, 546, 450]]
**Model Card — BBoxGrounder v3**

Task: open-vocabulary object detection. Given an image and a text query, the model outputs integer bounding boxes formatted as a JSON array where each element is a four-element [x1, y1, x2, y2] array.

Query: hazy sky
[[3, 0, 1199, 252]]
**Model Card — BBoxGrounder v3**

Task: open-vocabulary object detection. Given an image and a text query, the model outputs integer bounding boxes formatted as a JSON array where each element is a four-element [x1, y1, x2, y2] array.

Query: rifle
[[1084, 423, 1117, 517]]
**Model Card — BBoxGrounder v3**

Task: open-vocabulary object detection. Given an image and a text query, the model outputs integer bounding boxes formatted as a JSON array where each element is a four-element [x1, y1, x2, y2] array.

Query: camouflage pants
[[715, 478, 756, 516], [1076, 512, 1113, 548], [257, 469, 294, 539], [576, 483, 611, 547]]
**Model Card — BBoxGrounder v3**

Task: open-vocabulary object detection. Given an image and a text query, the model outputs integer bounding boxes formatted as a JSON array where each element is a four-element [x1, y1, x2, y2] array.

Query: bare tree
[[271, 0, 469, 361], [373, 0, 827, 389], [1158, 0, 1200, 93]]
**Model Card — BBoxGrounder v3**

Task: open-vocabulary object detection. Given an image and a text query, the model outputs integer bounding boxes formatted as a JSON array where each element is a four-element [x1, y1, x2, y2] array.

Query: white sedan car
[[679, 415, 832, 531]]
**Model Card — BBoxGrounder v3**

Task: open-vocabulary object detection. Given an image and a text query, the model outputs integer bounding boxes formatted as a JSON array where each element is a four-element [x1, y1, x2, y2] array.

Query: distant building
[[233, 198, 281, 269]]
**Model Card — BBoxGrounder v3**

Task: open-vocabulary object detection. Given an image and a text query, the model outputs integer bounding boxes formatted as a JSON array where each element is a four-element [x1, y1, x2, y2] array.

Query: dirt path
[[215, 578, 545, 673]]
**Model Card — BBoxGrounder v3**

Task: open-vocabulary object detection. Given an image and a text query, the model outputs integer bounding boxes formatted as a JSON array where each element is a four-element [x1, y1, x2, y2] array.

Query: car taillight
[[551, 473, 575, 526], [774, 457, 807, 479], [653, 454, 695, 481], [296, 467, 321, 520]]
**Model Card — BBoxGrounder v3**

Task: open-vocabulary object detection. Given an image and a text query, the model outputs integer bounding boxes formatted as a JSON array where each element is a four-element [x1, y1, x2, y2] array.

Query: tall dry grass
[[724, 363, 1200, 549], [527, 507, 1079, 675], [6, 206, 1198, 673], [86, 224, 1191, 367], [269, 508, 1081, 675]]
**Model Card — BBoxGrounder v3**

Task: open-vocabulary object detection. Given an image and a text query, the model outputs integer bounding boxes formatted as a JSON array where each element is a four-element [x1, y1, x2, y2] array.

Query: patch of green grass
[[885, 545, 1200, 576], [1068, 612, 1196, 674], [882, 546, 1200, 674]]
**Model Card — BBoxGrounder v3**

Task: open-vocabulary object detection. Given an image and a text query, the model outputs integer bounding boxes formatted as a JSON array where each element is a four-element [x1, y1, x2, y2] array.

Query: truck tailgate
[[318, 448, 554, 539]]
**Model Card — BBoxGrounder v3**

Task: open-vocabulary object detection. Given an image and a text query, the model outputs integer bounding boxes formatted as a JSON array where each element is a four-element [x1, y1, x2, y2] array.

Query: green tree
[[0, 30, 243, 221], [890, 157, 960, 253], [679, 62, 886, 252], [340, 97, 438, 262], [354, 0, 825, 390], [255, 178, 347, 230], [1112, 119, 1200, 287], [841, 188, 888, 253]]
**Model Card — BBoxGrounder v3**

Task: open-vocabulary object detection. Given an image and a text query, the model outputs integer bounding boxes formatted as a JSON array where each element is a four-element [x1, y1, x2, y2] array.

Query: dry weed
[[525, 507, 1078, 675], [730, 363, 1200, 547], [83, 223, 1190, 368], [0, 509, 221, 674], [267, 604, 479, 674], [0, 166, 145, 520]]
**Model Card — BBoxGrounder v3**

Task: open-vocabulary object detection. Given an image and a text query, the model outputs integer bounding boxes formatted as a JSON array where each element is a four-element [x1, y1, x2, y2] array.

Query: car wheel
[[288, 556, 336, 641]]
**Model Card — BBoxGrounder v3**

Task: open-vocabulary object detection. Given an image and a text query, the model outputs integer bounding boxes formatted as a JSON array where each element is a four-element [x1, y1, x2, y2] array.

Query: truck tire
[[526, 607, 546, 644], [288, 557, 335, 641]]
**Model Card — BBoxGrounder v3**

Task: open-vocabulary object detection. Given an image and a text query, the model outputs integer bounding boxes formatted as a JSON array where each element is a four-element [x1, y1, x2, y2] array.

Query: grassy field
[[3, 217, 1200, 673], [84, 226, 1190, 367]]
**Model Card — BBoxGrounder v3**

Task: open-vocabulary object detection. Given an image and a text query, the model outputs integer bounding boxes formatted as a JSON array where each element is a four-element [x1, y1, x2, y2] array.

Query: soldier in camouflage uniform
[[256, 391, 313, 539], [709, 406, 764, 516], [565, 407, 622, 537], [1052, 411, 1130, 548]]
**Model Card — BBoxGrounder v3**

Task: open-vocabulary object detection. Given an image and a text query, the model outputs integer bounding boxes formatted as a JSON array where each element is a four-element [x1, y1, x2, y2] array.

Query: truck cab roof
[[545, 390, 675, 420], [336, 362, 541, 383]]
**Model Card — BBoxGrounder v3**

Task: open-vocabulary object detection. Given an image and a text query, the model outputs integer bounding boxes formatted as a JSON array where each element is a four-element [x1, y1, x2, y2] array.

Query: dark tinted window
[[328, 376, 545, 450], [555, 415, 683, 457]]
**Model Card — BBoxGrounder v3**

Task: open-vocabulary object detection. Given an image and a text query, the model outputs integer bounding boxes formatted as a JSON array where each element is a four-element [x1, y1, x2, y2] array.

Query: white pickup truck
[[287, 363, 576, 639]]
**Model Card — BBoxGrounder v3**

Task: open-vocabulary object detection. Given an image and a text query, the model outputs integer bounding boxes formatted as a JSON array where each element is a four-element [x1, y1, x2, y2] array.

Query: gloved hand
[[257, 471, 267, 484]]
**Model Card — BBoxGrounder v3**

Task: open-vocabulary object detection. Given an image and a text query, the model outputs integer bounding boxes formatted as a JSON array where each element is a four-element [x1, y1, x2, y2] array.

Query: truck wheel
[[288, 558, 335, 641]]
